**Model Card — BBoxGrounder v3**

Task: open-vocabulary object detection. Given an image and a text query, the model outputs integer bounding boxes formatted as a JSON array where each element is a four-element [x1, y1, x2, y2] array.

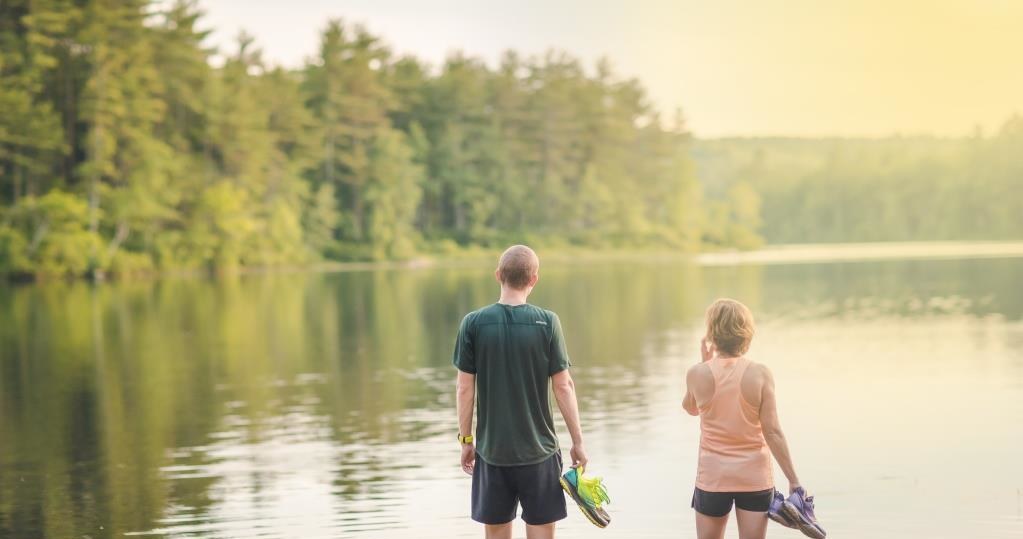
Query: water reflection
[[0, 257, 1021, 538]]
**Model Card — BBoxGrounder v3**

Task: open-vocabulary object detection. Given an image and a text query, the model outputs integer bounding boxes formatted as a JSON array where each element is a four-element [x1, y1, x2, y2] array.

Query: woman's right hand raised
[[700, 336, 714, 362]]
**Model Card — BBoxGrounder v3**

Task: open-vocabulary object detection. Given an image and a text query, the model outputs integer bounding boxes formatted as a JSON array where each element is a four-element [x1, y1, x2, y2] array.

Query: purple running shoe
[[780, 487, 826, 539], [768, 489, 797, 529]]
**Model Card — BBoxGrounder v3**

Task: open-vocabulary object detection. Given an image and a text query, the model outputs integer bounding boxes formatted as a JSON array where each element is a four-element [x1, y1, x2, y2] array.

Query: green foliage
[[304, 183, 340, 258], [0, 226, 31, 275], [365, 129, 423, 260], [107, 249, 154, 276], [0, 0, 65, 202], [1, 191, 104, 277], [693, 126, 1023, 244], [188, 182, 256, 271]]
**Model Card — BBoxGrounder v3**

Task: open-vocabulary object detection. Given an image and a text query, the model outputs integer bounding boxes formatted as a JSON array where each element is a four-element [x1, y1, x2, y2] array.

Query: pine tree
[[420, 54, 503, 242], [0, 0, 65, 204], [77, 0, 175, 274], [305, 21, 397, 243], [365, 129, 423, 259]]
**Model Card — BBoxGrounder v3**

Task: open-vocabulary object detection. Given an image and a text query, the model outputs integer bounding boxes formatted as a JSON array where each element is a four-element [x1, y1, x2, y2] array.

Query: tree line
[[693, 124, 1023, 244], [1, 0, 752, 279]]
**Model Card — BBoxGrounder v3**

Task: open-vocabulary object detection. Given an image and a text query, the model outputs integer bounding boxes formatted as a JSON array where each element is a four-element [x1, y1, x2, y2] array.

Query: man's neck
[[498, 287, 530, 306]]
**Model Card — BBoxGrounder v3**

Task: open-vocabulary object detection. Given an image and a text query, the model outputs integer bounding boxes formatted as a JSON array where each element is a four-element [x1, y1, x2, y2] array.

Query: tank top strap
[[708, 356, 748, 384], [733, 356, 751, 380]]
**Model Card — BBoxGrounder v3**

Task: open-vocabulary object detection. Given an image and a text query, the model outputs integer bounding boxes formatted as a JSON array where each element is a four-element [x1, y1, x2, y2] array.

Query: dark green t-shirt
[[453, 303, 571, 466]]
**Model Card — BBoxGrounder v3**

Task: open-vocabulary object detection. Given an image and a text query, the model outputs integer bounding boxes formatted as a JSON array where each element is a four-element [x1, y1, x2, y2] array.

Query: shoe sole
[[768, 510, 797, 529], [559, 476, 609, 528], [780, 501, 826, 539]]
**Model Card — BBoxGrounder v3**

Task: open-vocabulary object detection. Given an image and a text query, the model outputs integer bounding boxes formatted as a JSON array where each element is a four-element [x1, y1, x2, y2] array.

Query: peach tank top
[[696, 356, 773, 492]]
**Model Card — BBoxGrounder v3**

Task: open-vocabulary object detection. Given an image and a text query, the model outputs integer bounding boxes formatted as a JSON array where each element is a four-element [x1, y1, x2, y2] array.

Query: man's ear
[[494, 269, 503, 285], [528, 273, 539, 288]]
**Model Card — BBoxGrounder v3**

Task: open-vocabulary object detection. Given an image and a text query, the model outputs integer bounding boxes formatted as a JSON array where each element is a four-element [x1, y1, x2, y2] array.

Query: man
[[454, 245, 587, 539]]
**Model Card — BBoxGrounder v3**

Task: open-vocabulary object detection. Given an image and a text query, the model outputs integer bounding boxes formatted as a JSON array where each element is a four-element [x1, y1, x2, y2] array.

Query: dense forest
[[0, 0, 737, 279], [1, 1, 1021, 280], [694, 130, 1023, 244]]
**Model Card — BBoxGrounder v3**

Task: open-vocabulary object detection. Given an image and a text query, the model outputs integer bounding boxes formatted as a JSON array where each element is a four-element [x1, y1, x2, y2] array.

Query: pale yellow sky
[[200, 0, 1023, 137]]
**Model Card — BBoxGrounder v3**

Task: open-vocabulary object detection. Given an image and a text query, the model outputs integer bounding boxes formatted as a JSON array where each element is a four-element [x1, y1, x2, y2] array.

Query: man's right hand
[[570, 444, 588, 469], [461, 443, 476, 475]]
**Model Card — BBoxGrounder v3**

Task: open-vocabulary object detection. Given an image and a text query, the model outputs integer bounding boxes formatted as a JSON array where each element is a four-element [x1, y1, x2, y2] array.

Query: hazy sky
[[199, 0, 1023, 137]]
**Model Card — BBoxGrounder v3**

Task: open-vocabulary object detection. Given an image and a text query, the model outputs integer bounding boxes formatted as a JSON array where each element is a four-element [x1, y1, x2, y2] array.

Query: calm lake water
[[1, 256, 1022, 538]]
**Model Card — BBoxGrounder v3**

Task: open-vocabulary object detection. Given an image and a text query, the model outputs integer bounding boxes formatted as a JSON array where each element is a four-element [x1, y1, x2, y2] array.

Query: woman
[[683, 299, 823, 539]]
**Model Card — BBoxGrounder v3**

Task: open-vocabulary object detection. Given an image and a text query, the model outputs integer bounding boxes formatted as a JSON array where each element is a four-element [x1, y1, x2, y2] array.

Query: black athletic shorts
[[691, 486, 774, 517], [471, 452, 567, 525]]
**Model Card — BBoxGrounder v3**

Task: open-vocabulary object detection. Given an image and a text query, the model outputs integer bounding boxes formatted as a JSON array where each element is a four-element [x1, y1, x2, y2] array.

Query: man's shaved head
[[497, 245, 539, 290]]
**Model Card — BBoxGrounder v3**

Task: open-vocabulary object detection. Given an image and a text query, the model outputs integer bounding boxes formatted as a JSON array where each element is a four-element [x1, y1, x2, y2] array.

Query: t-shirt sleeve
[[452, 314, 476, 374], [548, 312, 572, 375]]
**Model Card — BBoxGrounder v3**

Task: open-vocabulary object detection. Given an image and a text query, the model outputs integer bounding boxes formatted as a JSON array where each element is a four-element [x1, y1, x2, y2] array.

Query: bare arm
[[759, 365, 801, 492], [682, 368, 700, 416], [552, 369, 588, 468], [456, 370, 476, 475], [683, 337, 715, 416]]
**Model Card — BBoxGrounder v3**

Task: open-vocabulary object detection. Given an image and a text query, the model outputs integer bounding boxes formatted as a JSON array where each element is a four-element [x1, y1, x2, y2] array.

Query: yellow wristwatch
[[458, 434, 474, 444]]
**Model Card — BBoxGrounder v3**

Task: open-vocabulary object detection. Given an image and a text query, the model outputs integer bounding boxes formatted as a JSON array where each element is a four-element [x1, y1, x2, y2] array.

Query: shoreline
[[694, 241, 1023, 266], [4, 241, 1023, 285], [317, 240, 1023, 271]]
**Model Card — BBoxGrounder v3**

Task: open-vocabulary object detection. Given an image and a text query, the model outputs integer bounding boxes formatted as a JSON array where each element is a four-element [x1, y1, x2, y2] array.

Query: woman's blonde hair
[[705, 298, 755, 357]]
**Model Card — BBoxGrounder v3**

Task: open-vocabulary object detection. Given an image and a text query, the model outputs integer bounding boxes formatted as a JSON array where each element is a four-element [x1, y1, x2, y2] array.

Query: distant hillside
[[690, 124, 1023, 244]]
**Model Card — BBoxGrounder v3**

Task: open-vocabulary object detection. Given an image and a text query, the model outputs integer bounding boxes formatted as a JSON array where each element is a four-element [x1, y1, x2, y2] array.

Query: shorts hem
[[693, 507, 731, 518], [471, 515, 516, 525], [521, 511, 567, 526], [694, 483, 775, 493]]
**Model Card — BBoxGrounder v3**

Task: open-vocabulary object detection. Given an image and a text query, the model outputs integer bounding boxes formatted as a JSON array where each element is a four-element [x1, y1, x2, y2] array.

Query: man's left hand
[[570, 444, 589, 469]]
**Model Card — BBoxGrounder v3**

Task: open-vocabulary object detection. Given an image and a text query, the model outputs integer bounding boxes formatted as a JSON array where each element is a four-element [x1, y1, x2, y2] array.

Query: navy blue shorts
[[691, 486, 774, 517], [471, 452, 567, 525]]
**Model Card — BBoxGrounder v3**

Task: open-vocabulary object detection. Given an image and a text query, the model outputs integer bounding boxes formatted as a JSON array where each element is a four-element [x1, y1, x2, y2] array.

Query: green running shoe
[[560, 465, 611, 528]]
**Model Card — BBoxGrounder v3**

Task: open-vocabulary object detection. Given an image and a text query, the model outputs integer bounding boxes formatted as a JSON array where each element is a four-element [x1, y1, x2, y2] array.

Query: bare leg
[[485, 522, 513, 539], [695, 511, 728, 539], [525, 522, 555, 539], [735, 508, 768, 539]]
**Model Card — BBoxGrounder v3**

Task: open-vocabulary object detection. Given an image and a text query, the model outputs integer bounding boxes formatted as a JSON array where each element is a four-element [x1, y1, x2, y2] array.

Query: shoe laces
[[770, 490, 786, 510], [575, 466, 611, 509], [803, 494, 817, 518]]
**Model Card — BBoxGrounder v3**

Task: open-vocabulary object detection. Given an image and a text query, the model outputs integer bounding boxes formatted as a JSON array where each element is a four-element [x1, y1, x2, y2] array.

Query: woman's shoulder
[[740, 359, 772, 404], [742, 358, 772, 378], [686, 362, 715, 388], [686, 361, 714, 378]]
